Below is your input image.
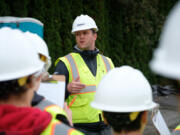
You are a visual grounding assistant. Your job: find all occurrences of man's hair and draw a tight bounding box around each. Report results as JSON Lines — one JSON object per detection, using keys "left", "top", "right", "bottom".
{"left": 103, "top": 111, "right": 144, "bottom": 133}
{"left": 0, "top": 76, "right": 32, "bottom": 101}
{"left": 91, "top": 29, "right": 97, "bottom": 34}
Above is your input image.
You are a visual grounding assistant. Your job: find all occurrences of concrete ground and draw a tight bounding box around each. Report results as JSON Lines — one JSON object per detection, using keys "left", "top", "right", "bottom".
{"left": 144, "top": 95, "right": 180, "bottom": 135}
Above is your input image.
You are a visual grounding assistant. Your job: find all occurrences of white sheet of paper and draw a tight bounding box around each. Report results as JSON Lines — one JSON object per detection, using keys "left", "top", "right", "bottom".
{"left": 37, "top": 81, "right": 65, "bottom": 108}
{"left": 152, "top": 110, "right": 171, "bottom": 135}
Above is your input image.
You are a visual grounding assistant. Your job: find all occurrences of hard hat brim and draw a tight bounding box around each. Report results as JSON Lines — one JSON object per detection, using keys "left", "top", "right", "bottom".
{"left": 91, "top": 101, "right": 158, "bottom": 112}
{"left": 150, "top": 59, "right": 180, "bottom": 80}
{"left": 0, "top": 61, "right": 44, "bottom": 82}
{"left": 71, "top": 26, "right": 98, "bottom": 34}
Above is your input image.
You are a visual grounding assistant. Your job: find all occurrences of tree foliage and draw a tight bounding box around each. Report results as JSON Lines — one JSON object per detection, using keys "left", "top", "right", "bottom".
{"left": 0, "top": 0, "right": 178, "bottom": 84}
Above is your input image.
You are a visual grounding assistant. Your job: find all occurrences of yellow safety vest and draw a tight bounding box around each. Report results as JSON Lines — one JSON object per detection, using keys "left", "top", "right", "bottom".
{"left": 35, "top": 99, "right": 68, "bottom": 118}
{"left": 173, "top": 125, "right": 180, "bottom": 135}
{"left": 41, "top": 116, "right": 84, "bottom": 135}
{"left": 36, "top": 99, "right": 84, "bottom": 135}
{"left": 55, "top": 52, "right": 114, "bottom": 123}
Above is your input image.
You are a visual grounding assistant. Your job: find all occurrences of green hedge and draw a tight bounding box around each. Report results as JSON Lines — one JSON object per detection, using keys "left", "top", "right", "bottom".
{"left": 0, "top": 0, "right": 178, "bottom": 85}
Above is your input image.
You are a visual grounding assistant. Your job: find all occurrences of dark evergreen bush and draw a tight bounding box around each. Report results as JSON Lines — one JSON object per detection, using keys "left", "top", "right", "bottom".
{"left": 0, "top": 0, "right": 178, "bottom": 85}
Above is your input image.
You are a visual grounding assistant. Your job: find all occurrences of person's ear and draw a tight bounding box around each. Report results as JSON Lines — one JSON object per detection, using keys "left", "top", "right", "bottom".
{"left": 94, "top": 33, "right": 97, "bottom": 40}
{"left": 36, "top": 75, "right": 42, "bottom": 83}
{"left": 25, "top": 76, "right": 34, "bottom": 89}
{"left": 33, "top": 75, "right": 42, "bottom": 91}
{"left": 25, "top": 75, "right": 42, "bottom": 90}
{"left": 140, "top": 111, "right": 148, "bottom": 133}
{"left": 102, "top": 112, "right": 109, "bottom": 125}
{"left": 141, "top": 111, "right": 148, "bottom": 124}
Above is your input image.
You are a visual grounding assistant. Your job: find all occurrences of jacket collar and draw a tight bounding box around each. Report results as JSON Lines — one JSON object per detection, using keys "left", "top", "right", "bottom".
{"left": 74, "top": 45, "right": 99, "bottom": 57}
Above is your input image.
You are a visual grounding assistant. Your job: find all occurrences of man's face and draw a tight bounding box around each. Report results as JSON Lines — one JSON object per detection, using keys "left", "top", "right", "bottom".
{"left": 75, "top": 29, "right": 97, "bottom": 50}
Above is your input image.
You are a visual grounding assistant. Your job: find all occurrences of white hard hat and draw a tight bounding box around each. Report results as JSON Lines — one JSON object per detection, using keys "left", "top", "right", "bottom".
{"left": 150, "top": 1, "right": 180, "bottom": 79}
{"left": 24, "top": 31, "right": 51, "bottom": 71}
{"left": 71, "top": 14, "right": 98, "bottom": 34}
{"left": 91, "top": 66, "right": 158, "bottom": 112}
{"left": 0, "top": 27, "right": 44, "bottom": 81}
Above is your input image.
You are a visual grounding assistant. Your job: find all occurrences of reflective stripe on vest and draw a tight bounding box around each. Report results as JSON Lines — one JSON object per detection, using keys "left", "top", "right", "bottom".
{"left": 173, "top": 130, "right": 180, "bottom": 135}
{"left": 173, "top": 125, "right": 180, "bottom": 135}
{"left": 35, "top": 99, "right": 54, "bottom": 110}
{"left": 41, "top": 119, "right": 84, "bottom": 135}
{"left": 100, "top": 55, "right": 111, "bottom": 72}
{"left": 65, "top": 54, "right": 78, "bottom": 80}
{"left": 65, "top": 54, "right": 111, "bottom": 94}
{"left": 35, "top": 99, "right": 67, "bottom": 118}
{"left": 53, "top": 124, "right": 75, "bottom": 135}
{"left": 52, "top": 122, "right": 70, "bottom": 135}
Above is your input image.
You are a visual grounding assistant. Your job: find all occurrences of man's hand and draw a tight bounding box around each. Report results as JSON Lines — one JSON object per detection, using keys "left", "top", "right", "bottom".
{"left": 67, "top": 76, "right": 86, "bottom": 93}
{"left": 63, "top": 102, "right": 73, "bottom": 127}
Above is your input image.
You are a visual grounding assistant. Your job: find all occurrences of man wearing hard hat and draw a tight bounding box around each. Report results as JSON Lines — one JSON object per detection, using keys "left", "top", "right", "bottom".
{"left": 150, "top": 1, "right": 180, "bottom": 135}
{"left": 54, "top": 14, "right": 114, "bottom": 134}
{"left": 0, "top": 27, "right": 83, "bottom": 135}
{"left": 91, "top": 66, "right": 158, "bottom": 135}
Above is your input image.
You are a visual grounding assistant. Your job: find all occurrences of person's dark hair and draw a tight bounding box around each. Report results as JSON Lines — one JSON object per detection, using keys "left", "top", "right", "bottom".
{"left": 0, "top": 76, "right": 32, "bottom": 101}
{"left": 103, "top": 111, "right": 144, "bottom": 133}
{"left": 91, "top": 29, "right": 97, "bottom": 34}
